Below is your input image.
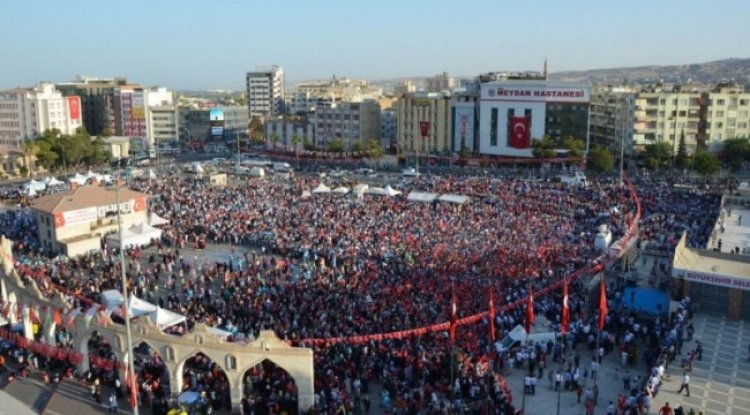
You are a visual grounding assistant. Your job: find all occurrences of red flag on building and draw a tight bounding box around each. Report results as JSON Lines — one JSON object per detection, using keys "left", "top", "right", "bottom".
{"left": 562, "top": 280, "right": 570, "bottom": 335}
{"left": 599, "top": 279, "right": 608, "bottom": 330}
{"left": 509, "top": 116, "right": 530, "bottom": 149}
{"left": 449, "top": 291, "right": 457, "bottom": 343}
{"left": 419, "top": 121, "right": 430, "bottom": 138}
{"left": 488, "top": 288, "right": 496, "bottom": 342}
{"left": 525, "top": 286, "right": 535, "bottom": 333}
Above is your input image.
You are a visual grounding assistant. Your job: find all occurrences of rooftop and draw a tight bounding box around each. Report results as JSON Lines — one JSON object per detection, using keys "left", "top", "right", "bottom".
{"left": 31, "top": 184, "right": 147, "bottom": 214}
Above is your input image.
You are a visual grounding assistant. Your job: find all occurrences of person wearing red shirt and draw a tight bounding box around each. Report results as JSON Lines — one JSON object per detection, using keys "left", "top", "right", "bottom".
{"left": 660, "top": 402, "right": 673, "bottom": 415}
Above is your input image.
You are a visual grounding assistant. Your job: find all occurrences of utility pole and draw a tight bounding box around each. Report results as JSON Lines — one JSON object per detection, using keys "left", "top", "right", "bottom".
{"left": 114, "top": 175, "right": 139, "bottom": 415}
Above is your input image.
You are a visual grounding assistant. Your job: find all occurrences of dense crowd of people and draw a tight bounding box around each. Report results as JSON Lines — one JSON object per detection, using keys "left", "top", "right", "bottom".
{"left": 0, "top": 170, "right": 726, "bottom": 414}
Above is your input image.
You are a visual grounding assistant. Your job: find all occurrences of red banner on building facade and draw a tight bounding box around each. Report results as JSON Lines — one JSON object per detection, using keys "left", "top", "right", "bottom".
{"left": 419, "top": 121, "right": 430, "bottom": 138}
{"left": 67, "top": 96, "right": 81, "bottom": 120}
{"left": 509, "top": 116, "right": 530, "bottom": 149}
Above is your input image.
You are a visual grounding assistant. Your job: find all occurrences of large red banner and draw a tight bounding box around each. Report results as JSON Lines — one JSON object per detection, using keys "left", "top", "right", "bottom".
{"left": 509, "top": 116, "right": 530, "bottom": 149}
{"left": 67, "top": 96, "right": 81, "bottom": 120}
{"left": 419, "top": 121, "right": 430, "bottom": 138}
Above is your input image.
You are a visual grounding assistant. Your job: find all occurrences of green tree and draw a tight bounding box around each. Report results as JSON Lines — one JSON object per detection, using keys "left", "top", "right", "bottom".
{"left": 562, "top": 136, "right": 585, "bottom": 160}
{"left": 364, "top": 139, "right": 384, "bottom": 159}
{"left": 351, "top": 140, "right": 365, "bottom": 152}
{"left": 587, "top": 146, "right": 615, "bottom": 174}
{"left": 328, "top": 138, "right": 344, "bottom": 153}
{"left": 692, "top": 151, "right": 720, "bottom": 177}
{"left": 643, "top": 141, "right": 673, "bottom": 170}
{"left": 675, "top": 130, "right": 689, "bottom": 168}
{"left": 248, "top": 116, "right": 264, "bottom": 144}
{"left": 303, "top": 140, "right": 316, "bottom": 151}
{"left": 531, "top": 135, "right": 557, "bottom": 159}
{"left": 721, "top": 136, "right": 750, "bottom": 171}
{"left": 99, "top": 127, "right": 114, "bottom": 138}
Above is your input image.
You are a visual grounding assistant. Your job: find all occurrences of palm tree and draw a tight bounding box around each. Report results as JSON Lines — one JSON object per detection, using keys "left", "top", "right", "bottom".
{"left": 291, "top": 134, "right": 301, "bottom": 167}
{"left": 22, "top": 139, "right": 39, "bottom": 178}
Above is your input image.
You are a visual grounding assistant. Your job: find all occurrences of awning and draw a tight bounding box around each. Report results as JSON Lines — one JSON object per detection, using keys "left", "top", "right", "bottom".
{"left": 438, "top": 194, "right": 470, "bottom": 204}
{"left": 148, "top": 307, "right": 187, "bottom": 330}
{"left": 332, "top": 186, "right": 350, "bottom": 194}
{"left": 407, "top": 191, "right": 438, "bottom": 203}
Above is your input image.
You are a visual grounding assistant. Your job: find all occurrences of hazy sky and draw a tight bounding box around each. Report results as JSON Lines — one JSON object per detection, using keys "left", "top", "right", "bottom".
{"left": 3, "top": 0, "right": 749, "bottom": 90}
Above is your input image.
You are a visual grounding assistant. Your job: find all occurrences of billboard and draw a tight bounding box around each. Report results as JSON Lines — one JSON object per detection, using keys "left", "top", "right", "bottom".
{"left": 209, "top": 108, "right": 225, "bottom": 137}
{"left": 453, "top": 106, "right": 475, "bottom": 151}
{"left": 482, "top": 82, "right": 590, "bottom": 103}
{"left": 54, "top": 207, "right": 98, "bottom": 228}
{"left": 67, "top": 96, "right": 81, "bottom": 120}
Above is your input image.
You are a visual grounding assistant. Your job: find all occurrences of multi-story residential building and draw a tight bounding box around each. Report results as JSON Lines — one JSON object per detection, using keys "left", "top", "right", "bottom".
{"left": 478, "top": 74, "right": 590, "bottom": 157}
{"left": 56, "top": 76, "right": 127, "bottom": 136}
{"left": 705, "top": 82, "right": 750, "bottom": 150}
{"left": 0, "top": 83, "right": 83, "bottom": 147}
{"left": 394, "top": 81, "right": 416, "bottom": 97}
{"left": 632, "top": 83, "right": 705, "bottom": 155}
{"left": 294, "top": 76, "right": 382, "bottom": 105}
{"left": 396, "top": 92, "right": 452, "bottom": 155}
{"left": 312, "top": 100, "right": 381, "bottom": 150}
{"left": 589, "top": 86, "right": 637, "bottom": 158}
{"left": 178, "top": 106, "right": 248, "bottom": 143}
{"left": 147, "top": 105, "right": 179, "bottom": 145}
{"left": 425, "top": 72, "right": 455, "bottom": 93}
{"left": 246, "top": 65, "right": 284, "bottom": 119}
{"left": 265, "top": 117, "right": 315, "bottom": 150}
{"left": 113, "top": 85, "right": 147, "bottom": 138}
{"left": 380, "top": 109, "right": 397, "bottom": 151}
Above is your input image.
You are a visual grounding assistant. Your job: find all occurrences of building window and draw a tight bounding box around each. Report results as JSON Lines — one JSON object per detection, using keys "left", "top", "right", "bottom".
{"left": 490, "top": 108, "right": 498, "bottom": 146}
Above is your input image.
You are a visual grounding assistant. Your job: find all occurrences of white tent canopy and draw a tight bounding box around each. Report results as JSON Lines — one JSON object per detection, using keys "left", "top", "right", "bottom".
{"left": 365, "top": 187, "right": 386, "bottom": 195}
{"left": 148, "top": 212, "right": 169, "bottom": 226}
{"left": 147, "top": 169, "right": 157, "bottom": 179}
{"left": 312, "top": 183, "right": 331, "bottom": 194}
{"left": 100, "top": 289, "right": 125, "bottom": 309}
{"left": 47, "top": 177, "right": 65, "bottom": 187}
{"left": 24, "top": 179, "right": 46, "bottom": 191}
{"left": 384, "top": 185, "right": 401, "bottom": 196}
{"left": 127, "top": 295, "right": 158, "bottom": 317}
{"left": 332, "top": 186, "right": 350, "bottom": 194}
{"left": 407, "top": 191, "right": 438, "bottom": 203}
{"left": 106, "top": 223, "right": 162, "bottom": 249}
{"left": 24, "top": 187, "right": 37, "bottom": 197}
{"left": 69, "top": 173, "right": 87, "bottom": 185}
{"left": 206, "top": 326, "right": 232, "bottom": 341}
{"left": 85, "top": 170, "right": 98, "bottom": 179}
{"left": 352, "top": 184, "right": 369, "bottom": 194}
{"left": 148, "top": 307, "right": 187, "bottom": 329}
{"left": 438, "top": 194, "right": 470, "bottom": 204}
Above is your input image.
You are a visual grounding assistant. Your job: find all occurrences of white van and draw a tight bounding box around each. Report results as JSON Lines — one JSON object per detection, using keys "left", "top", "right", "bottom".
{"left": 494, "top": 324, "right": 559, "bottom": 354}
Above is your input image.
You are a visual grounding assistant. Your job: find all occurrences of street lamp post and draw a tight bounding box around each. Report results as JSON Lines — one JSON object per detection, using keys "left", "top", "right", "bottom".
{"left": 115, "top": 179, "right": 139, "bottom": 415}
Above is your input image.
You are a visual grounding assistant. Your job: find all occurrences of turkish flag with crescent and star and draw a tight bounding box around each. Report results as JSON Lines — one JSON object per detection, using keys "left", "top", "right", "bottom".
{"left": 419, "top": 121, "right": 430, "bottom": 138}
{"left": 509, "top": 116, "right": 530, "bottom": 149}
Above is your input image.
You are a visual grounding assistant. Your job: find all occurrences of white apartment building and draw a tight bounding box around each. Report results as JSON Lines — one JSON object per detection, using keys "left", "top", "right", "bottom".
{"left": 396, "top": 92, "right": 453, "bottom": 154}
{"left": 0, "top": 83, "right": 83, "bottom": 147}
{"left": 705, "top": 82, "right": 750, "bottom": 151}
{"left": 147, "top": 105, "right": 179, "bottom": 145}
{"left": 246, "top": 65, "right": 285, "bottom": 119}
{"left": 633, "top": 84, "right": 704, "bottom": 155}
{"left": 265, "top": 117, "right": 315, "bottom": 150}
{"left": 312, "top": 100, "right": 381, "bottom": 150}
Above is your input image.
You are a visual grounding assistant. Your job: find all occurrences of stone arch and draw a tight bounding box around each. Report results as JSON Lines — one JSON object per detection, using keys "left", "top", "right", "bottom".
{"left": 75, "top": 326, "right": 122, "bottom": 375}
{"left": 124, "top": 339, "right": 172, "bottom": 399}
{"left": 238, "top": 357, "right": 299, "bottom": 415}
{"left": 7, "top": 290, "right": 18, "bottom": 324}
{"left": 177, "top": 349, "right": 232, "bottom": 411}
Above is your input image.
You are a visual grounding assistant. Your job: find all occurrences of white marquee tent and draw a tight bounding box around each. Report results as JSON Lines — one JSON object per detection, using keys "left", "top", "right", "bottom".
{"left": 407, "top": 191, "right": 438, "bottom": 203}
{"left": 352, "top": 184, "right": 369, "bottom": 194}
{"left": 148, "top": 307, "right": 187, "bottom": 330}
{"left": 47, "top": 177, "right": 65, "bottom": 187}
{"left": 384, "top": 185, "right": 401, "bottom": 196}
{"left": 312, "top": 183, "right": 331, "bottom": 194}
{"left": 148, "top": 212, "right": 169, "bottom": 227}
{"left": 106, "top": 222, "right": 162, "bottom": 249}
{"left": 438, "top": 194, "right": 470, "bottom": 204}
{"left": 24, "top": 180, "right": 46, "bottom": 192}
{"left": 332, "top": 186, "right": 350, "bottom": 194}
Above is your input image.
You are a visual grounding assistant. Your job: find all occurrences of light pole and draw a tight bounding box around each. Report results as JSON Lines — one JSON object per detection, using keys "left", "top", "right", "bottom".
{"left": 114, "top": 177, "right": 139, "bottom": 415}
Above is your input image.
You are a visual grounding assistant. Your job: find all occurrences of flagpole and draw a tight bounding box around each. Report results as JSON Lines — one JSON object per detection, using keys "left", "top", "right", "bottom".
{"left": 556, "top": 329, "right": 563, "bottom": 415}
{"left": 449, "top": 280, "right": 455, "bottom": 403}
{"left": 522, "top": 284, "right": 532, "bottom": 415}
{"left": 116, "top": 173, "right": 139, "bottom": 415}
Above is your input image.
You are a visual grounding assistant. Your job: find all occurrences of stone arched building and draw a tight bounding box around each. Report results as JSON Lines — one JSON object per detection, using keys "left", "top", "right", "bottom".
{"left": 0, "top": 236, "right": 314, "bottom": 412}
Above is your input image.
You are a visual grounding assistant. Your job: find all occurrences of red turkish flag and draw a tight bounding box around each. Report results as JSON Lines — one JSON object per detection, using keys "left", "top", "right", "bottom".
{"left": 419, "top": 121, "right": 430, "bottom": 138}
{"left": 599, "top": 279, "right": 608, "bottom": 330}
{"left": 561, "top": 280, "right": 570, "bottom": 335}
{"left": 525, "top": 286, "right": 535, "bottom": 334}
{"left": 509, "top": 116, "right": 530, "bottom": 149}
